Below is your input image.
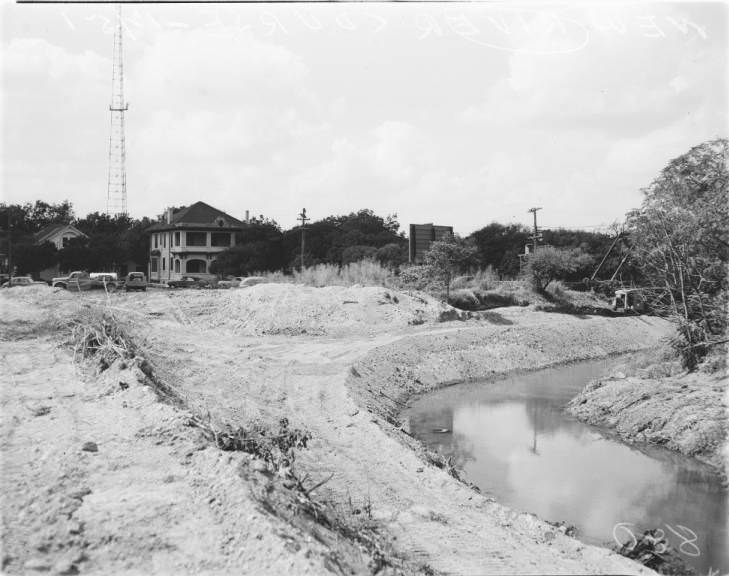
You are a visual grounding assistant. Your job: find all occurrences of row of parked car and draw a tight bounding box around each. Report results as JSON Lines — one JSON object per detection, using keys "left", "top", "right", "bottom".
{"left": 1, "top": 272, "right": 267, "bottom": 292}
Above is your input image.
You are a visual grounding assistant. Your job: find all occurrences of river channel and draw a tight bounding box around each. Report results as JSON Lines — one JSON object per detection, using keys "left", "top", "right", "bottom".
{"left": 405, "top": 357, "right": 728, "bottom": 575}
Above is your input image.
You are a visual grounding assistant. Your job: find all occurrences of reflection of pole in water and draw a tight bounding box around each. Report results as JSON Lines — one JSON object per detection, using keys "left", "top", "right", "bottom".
{"left": 530, "top": 403, "right": 540, "bottom": 455}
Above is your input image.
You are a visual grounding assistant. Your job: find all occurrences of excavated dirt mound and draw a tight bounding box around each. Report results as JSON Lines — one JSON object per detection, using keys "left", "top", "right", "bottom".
{"left": 199, "top": 284, "right": 466, "bottom": 336}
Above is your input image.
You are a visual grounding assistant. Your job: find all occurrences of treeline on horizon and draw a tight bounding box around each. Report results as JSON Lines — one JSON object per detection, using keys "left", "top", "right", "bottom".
{"left": 0, "top": 201, "right": 634, "bottom": 284}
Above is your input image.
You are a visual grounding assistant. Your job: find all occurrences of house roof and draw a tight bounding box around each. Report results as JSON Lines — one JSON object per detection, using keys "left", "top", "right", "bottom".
{"left": 146, "top": 201, "right": 244, "bottom": 232}
{"left": 34, "top": 223, "right": 87, "bottom": 245}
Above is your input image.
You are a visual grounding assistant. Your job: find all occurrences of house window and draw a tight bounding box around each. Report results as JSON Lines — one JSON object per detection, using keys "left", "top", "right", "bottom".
{"left": 154, "top": 234, "right": 158, "bottom": 248}
{"left": 186, "top": 232, "right": 207, "bottom": 246}
{"left": 186, "top": 259, "right": 206, "bottom": 274}
{"left": 162, "top": 258, "right": 166, "bottom": 271}
{"left": 151, "top": 258, "right": 159, "bottom": 273}
{"left": 175, "top": 232, "right": 180, "bottom": 246}
{"left": 163, "top": 234, "right": 167, "bottom": 248}
{"left": 174, "top": 260, "right": 180, "bottom": 273}
{"left": 211, "top": 232, "right": 230, "bottom": 247}
{"left": 62, "top": 236, "right": 70, "bottom": 248}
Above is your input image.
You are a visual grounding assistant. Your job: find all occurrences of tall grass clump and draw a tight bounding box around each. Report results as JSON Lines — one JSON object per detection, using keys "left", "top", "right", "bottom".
{"left": 263, "top": 260, "right": 394, "bottom": 288}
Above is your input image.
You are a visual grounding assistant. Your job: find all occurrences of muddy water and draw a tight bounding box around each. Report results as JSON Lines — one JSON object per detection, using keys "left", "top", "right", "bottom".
{"left": 405, "top": 358, "right": 728, "bottom": 575}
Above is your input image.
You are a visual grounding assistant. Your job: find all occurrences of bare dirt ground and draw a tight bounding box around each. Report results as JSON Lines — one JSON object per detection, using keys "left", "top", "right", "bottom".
{"left": 1, "top": 284, "right": 673, "bottom": 575}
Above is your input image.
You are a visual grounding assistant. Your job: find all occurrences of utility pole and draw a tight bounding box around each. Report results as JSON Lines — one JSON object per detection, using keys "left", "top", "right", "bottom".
{"left": 6, "top": 209, "right": 12, "bottom": 288}
{"left": 527, "top": 207, "right": 542, "bottom": 254}
{"left": 297, "top": 208, "right": 309, "bottom": 271}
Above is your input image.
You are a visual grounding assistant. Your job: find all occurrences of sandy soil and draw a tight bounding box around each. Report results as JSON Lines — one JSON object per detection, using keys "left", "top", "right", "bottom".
{"left": 567, "top": 366, "right": 729, "bottom": 479}
{"left": 1, "top": 284, "right": 673, "bottom": 575}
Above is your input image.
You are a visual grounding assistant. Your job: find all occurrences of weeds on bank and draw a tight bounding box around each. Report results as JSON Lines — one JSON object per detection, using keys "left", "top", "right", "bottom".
{"left": 188, "top": 415, "right": 310, "bottom": 469}
{"left": 615, "top": 529, "right": 697, "bottom": 575}
{"left": 425, "top": 451, "right": 461, "bottom": 480}
{"left": 69, "top": 309, "right": 136, "bottom": 366}
{"left": 68, "top": 307, "right": 405, "bottom": 575}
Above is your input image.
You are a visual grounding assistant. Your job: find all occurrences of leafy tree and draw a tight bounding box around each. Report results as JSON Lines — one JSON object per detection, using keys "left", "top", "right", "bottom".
{"left": 0, "top": 200, "right": 74, "bottom": 236}
{"left": 627, "top": 138, "right": 728, "bottom": 369}
{"left": 12, "top": 242, "right": 57, "bottom": 277}
{"left": 468, "top": 223, "right": 529, "bottom": 278}
{"left": 423, "top": 235, "right": 477, "bottom": 300}
{"left": 1, "top": 201, "right": 75, "bottom": 277}
{"left": 525, "top": 246, "right": 592, "bottom": 292}
{"left": 211, "top": 219, "right": 285, "bottom": 276}
{"left": 285, "top": 209, "right": 406, "bottom": 266}
{"left": 376, "top": 242, "right": 409, "bottom": 269}
{"left": 56, "top": 236, "right": 91, "bottom": 272}
{"left": 341, "top": 245, "right": 377, "bottom": 264}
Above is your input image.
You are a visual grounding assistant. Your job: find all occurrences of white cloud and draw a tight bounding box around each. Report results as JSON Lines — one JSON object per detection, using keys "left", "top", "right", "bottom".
{"left": 2, "top": 2, "right": 726, "bottom": 236}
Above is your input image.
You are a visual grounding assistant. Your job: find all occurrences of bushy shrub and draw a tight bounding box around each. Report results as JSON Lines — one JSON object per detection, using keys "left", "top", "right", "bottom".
{"left": 341, "top": 245, "right": 378, "bottom": 265}
{"left": 397, "top": 264, "right": 442, "bottom": 293}
{"left": 376, "top": 243, "right": 408, "bottom": 269}
{"left": 546, "top": 280, "right": 567, "bottom": 300}
{"left": 447, "top": 289, "right": 481, "bottom": 310}
{"left": 524, "top": 247, "right": 592, "bottom": 292}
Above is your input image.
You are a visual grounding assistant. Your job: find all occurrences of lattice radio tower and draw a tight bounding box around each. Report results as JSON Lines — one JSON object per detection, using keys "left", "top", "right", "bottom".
{"left": 106, "top": 5, "right": 129, "bottom": 216}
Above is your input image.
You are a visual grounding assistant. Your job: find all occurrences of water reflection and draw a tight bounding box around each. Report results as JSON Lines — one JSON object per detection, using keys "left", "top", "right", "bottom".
{"left": 406, "top": 359, "right": 728, "bottom": 575}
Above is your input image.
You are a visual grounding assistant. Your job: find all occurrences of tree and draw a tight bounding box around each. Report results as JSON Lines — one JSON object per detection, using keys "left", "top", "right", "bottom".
{"left": 627, "top": 138, "right": 728, "bottom": 369}
{"left": 468, "top": 222, "right": 529, "bottom": 278}
{"left": 341, "top": 245, "right": 377, "bottom": 264}
{"left": 423, "top": 235, "right": 477, "bottom": 300}
{"left": 376, "top": 243, "right": 408, "bottom": 269}
{"left": 284, "top": 209, "right": 406, "bottom": 266}
{"left": 525, "top": 246, "right": 592, "bottom": 292}
{"left": 12, "top": 242, "right": 57, "bottom": 277}
{"left": 211, "top": 219, "right": 285, "bottom": 276}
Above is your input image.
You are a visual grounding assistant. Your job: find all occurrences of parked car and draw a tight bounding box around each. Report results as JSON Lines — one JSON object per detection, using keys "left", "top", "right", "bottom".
{"left": 51, "top": 270, "right": 86, "bottom": 289}
{"left": 167, "top": 276, "right": 210, "bottom": 289}
{"left": 217, "top": 276, "right": 245, "bottom": 289}
{"left": 1, "top": 276, "right": 46, "bottom": 288}
{"left": 239, "top": 276, "right": 267, "bottom": 288}
{"left": 51, "top": 271, "right": 119, "bottom": 291}
{"left": 124, "top": 272, "right": 147, "bottom": 292}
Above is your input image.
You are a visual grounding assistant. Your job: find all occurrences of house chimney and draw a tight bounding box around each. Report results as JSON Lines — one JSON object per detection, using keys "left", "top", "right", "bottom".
{"left": 245, "top": 210, "right": 250, "bottom": 223}
{"left": 167, "top": 207, "right": 174, "bottom": 224}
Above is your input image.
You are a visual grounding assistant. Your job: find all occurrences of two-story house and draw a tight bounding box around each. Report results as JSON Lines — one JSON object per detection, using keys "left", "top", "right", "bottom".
{"left": 146, "top": 201, "right": 244, "bottom": 283}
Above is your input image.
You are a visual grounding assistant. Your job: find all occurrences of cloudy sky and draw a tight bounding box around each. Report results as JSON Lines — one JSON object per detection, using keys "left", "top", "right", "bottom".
{"left": 2, "top": 1, "right": 727, "bottom": 235}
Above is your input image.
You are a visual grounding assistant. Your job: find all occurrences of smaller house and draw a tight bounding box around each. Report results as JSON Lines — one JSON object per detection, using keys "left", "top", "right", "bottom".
{"left": 146, "top": 202, "right": 244, "bottom": 283}
{"left": 35, "top": 223, "right": 87, "bottom": 250}
{"left": 35, "top": 223, "right": 88, "bottom": 281}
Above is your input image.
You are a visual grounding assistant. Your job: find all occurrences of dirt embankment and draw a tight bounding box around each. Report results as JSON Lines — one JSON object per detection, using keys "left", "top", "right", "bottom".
{"left": 347, "top": 310, "right": 672, "bottom": 428}
{"left": 567, "top": 362, "right": 729, "bottom": 478}
{"left": 2, "top": 285, "right": 672, "bottom": 576}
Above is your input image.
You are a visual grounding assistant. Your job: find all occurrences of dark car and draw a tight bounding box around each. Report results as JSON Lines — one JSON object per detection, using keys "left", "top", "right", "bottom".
{"left": 1, "top": 276, "right": 46, "bottom": 288}
{"left": 167, "top": 276, "right": 210, "bottom": 289}
{"left": 125, "top": 272, "right": 147, "bottom": 292}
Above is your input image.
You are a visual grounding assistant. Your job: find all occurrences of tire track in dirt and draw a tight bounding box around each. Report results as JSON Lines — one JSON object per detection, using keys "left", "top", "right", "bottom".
{"left": 133, "top": 296, "right": 668, "bottom": 576}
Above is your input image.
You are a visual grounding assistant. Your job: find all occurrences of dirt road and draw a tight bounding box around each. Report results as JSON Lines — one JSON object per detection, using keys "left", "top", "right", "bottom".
{"left": 2, "top": 285, "right": 671, "bottom": 575}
